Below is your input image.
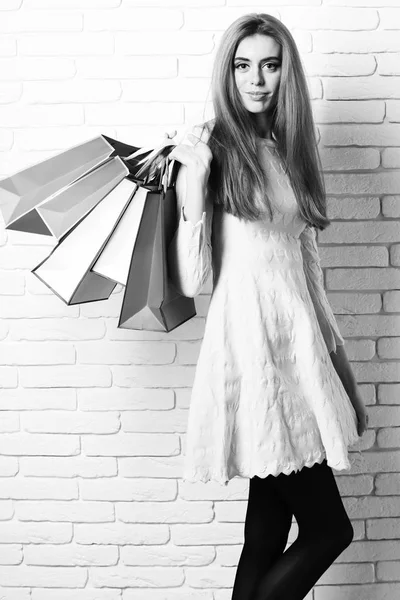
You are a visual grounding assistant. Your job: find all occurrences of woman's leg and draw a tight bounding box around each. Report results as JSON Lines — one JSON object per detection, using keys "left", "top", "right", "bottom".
{"left": 251, "top": 458, "right": 354, "bottom": 600}
{"left": 231, "top": 472, "right": 293, "bottom": 600}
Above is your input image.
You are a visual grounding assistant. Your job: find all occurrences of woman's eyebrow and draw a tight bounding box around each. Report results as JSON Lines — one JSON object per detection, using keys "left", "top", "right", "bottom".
{"left": 234, "top": 56, "right": 280, "bottom": 61}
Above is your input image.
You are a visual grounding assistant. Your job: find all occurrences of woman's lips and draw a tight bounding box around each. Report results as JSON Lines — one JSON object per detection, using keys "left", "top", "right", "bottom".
{"left": 247, "top": 92, "right": 269, "bottom": 101}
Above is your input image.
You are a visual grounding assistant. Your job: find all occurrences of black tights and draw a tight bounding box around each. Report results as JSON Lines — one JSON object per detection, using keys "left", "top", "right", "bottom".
{"left": 231, "top": 459, "right": 354, "bottom": 600}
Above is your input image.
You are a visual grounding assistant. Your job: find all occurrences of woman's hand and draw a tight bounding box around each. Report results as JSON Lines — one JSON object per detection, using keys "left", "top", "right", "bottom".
{"left": 349, "top": 386, "right": 369, "bottom": 436}
{"left": 163, "top": 129, "right": 213, "bottom": 178}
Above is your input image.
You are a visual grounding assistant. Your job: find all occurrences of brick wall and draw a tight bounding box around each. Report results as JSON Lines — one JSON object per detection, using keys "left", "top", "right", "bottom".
{"left": 0, "top": 1, "right": 399, "bottom": 599}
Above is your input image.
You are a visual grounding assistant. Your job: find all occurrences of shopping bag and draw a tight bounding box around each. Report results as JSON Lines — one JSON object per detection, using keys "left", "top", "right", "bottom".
{"left": 0, "top": 134, "right": 153, "bottom": 237}
{"left": 32, "top": 177, "right": 138, "bottom": 304}
{"left": 0, "top": 136, "right": 117, "bottom": 235}
{"left": 118, "top": 156, "right": 197, "bottom": 332}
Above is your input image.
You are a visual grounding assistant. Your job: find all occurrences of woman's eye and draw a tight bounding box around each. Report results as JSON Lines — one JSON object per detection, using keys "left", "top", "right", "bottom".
{"left": 235, "top": 63, "right": 278, "bottom": 71}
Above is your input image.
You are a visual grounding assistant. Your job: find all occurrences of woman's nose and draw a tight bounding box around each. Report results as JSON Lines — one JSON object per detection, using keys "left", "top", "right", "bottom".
{"left": 250, "top": 68, "right": 264, "bottom": 85}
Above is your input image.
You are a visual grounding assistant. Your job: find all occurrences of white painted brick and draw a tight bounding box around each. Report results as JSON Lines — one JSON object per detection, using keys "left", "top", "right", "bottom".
{"left": 281, "top": 7, "right": 379, "bottom": 30}
{"left": 383, "top": 290, "right": 400, "bottom": 312}
{"left": 24, "top": 543, "right": 118, "bottom": 566}
{"left": 0, "top": 480, "right": 77, "bottom": 501}
{"left": 122, "top": 78, "right": 211, "bottom": 103}
{"left": 32, "top": 590, "right": 121, "bottom": 600}
{"left": 0, "top": 592, "right": 31, "bottom": 600}
{"left": 116, "top": 31, "right": 214, "bottom": 55}
{"left": 112, "top": 364, "right": 198, "bottom": 387}
{"left": 378, "top": 338, "right": 400, "bottom": 359}
{"left": 82, "top": 432, "right": 179, "bottom": 458}
{"left": 0, "top": 0, "right": 22, "bottom": 8}
{"left": 326, "top": 196, "right": 380, "bottom": 219}
{"left": 377, "top": 53, "right": 400, "bottom": 76}
{"left": 116, "top": 501, "right": 212, "bottom": 524}
{"left": 0, "top": 295, "right": 79, "bottom": 319}
{"left": 0, "top": 368, "right": 18, "bottom": 388}
{"left": 0, "top": 11, "right": 82, "bottom": 32}
{"left": 120, "top": 540, "right": 215, "bottom": 565}
{"left": 0, "top": 343, "right": 75, "bottom": 365}
{"left": 312, "top": 100, "right": 384, "bottom": 124}
{"left": 16, "top": 498, "right": 113, "bottom": 524}
{"left": 79, "top": 479, "right": 175, "bottom": 502}
{"left": 14, "top": 126, "right": 117, "bottom": 151}
{"left": 0, "top": 271, "right": 22, "bottom": 294}
{"left": 382, "top": 195, "right": 400, "bottom": 217}
{"left": 0, "top": 388, "right": 75, "bottom": 410}
{"left": 84, "top": 102, "right": 183, "bottom": 125}
{"left": 0, "top": 500, "right": 15, "bottom": 521}
{"left": 7, "top": 317, "right": 106, "bottom": 343}
{"left": 179, "top": 54, "right": 215, "bottom": 78}
{"left": 22, "top": 411, "right": 120, "bottom": 434}
{"left": 121, "top": 409, "right": 187, "bottom": 433}
{"left": 0, "top": 37, "right": 16, "bottom": 56}
{"left": 386, "top": 100, "right": 400, "bottom": 123}
{"left": 0, "top": 58, "right": 75, "bottom": 80}
{"left": 324, "top": 172, "right": 400, "bottom": 195}
{"left": 326, "top": 0, "right": 400, "bottom": 5}
{"left": 320, "top": 124, "right": 400, "bottom": 146}
{"left": 0, "top": 83, "right": 21, "bottom": 103}
{"left": 377, "top": 560, "right": 400, "bottom": 581}
{"left": 0, "top": 129, "right": 13, "bottom": 150}
{"left": 118, "top": 456, "right": 183, "bottom": 480}
{"left": 76, "top": 340, "right": 175, "bottom": 365}
{"left": 0, "top": 566, "right": 86, "bottom": 588}
{"left": 303, "top": 53, "right": 376, "bottom": 77}
{"left": 324, "top": 76, "right": 400, "bottom": 100}
{"left": 328, "top": 292, "right": 381, "bottom": 314}
{"left": 75, "top": 523, "right": 170, "bottom": 546}
{"left": 19, "top": 457, "right": 117, "bottom": 478}
{"left": 183, "top": 7, "right": 279, "bottom": 30}
{"left": 376, "top": 473, "right": 400, "bottom": 494}
{"left": 85, "top": 8, "right": 183, "bottom": 31}
{"left": 23, "top": 80, "right": 121, "bottom": 104}
{"left": 19, "top": 33, "right": 114, "bottom": 56}
{"left": 313, "top": 30, "right": 400, "bottom": 53}
{"left": 19, "top": 366, "right": 112, "bottom": 388}
{"left": 377, "top": 428, "right": 400, "bottom": 448}
{"left": 0, "top": 433, "right": 79, "bottom": 456}
{"left": 0, "top": 544, "right": 23, "bottom": 564}
{"left": 25, "top": 0, "right": 120, "bottom": 6}
{"left": 78, "top": 388, "right": 173, "bottom": 412}
{"left": 382, "top": 149, "right": 400, "bottom": 168}
{"left": 379, "top": 8, "right": 400, "bottom": 29}
{"left": 379, "top": 384, "right": 400, "bottom": 404}
{"left": 90, "top": 564, "right": 183, "bottom": 588}
{"left": 366, "top": 516, "right": 400, "bottom": 540}
{"left": 0, "top": 521, "right": 72, "bottom": 548}
{"left": 0, "top": 413, "right": 19, "bottom": 433}
{"left": 320, "top": 246, "right": 387, "bottom": 267}
{"left": 320, "top": 148, "right": 380, "bottom": 170}
{"left": 0, "top": 104, "right": 83, "bottom": 127}
{"left": 343, "top": 494, "right": 400, "bottom": 519}
{"left": 390, "top": 244, "right": 400, "bottom": 266}
{"left": 0, "top": 458, "right": 18, "bottom": 478}
{"left": 76, "top": 56, "right": 177, "bottom": 79}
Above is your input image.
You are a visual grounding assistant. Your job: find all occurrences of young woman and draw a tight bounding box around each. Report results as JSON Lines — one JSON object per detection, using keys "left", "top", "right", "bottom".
{"left": 166, "top": 12, "right": 369, "bottom": 600}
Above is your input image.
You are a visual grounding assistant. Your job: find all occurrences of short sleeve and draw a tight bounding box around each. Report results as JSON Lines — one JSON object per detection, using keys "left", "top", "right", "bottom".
{"left": 167, "top": 123, "right": 213, "bottom": 298}
{"left": 299, "top": 224, "right": 345, "bottom": 354}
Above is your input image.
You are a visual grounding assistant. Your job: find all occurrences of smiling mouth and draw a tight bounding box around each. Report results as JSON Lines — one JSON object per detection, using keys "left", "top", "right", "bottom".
{"left": 247, "top": 92, "right": 269, "bottom": 97}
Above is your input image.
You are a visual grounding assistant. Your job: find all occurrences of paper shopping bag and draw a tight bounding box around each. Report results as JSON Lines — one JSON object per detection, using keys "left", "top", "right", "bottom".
{"left": 0, "top": 136, "right": 117, "bottom": 235}
{"left": 32, "top": 177, "right": 137, "bottom": 305}
{"left": 91, "top": 184, "right": 148, "bottom": 286}
{"left": 118, "top": 158, "right": 196, "bottom": 332}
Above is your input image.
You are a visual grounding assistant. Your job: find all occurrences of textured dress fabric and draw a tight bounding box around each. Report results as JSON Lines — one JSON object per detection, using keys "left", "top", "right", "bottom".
{"left": 167, "top": 122, "right": 361, "bottom": 487}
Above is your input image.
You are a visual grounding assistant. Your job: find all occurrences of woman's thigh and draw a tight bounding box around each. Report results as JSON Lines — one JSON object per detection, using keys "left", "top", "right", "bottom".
{"left": 245, "top": 472, "right": 293, "bottom": 558}
{"left": 268, "top": 458, "right": 353, "bottom": 541}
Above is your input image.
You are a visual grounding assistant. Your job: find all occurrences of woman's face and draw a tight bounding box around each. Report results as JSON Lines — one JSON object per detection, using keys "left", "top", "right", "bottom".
{"left": 233, "top": 34, "right": 282, "bottom": 115}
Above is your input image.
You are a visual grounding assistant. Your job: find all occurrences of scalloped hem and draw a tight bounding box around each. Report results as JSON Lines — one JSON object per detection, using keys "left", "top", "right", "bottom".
{"left": 183, "top": 451, "right": 333, "bottom": 487}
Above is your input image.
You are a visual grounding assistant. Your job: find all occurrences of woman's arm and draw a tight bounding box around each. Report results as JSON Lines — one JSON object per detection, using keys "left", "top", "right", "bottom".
{"left": 299, "top": 224, "right": 345, "bottom": 354}
{"left": 167, "top": 125, "right": 214, "bottom": 298}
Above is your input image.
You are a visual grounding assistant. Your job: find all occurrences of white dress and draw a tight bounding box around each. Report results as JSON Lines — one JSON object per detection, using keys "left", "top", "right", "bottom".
{"left": 167, "top": 121, "right": 361, "bottom": 486}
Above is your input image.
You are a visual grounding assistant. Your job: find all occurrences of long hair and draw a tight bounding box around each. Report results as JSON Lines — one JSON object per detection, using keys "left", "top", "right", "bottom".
{"left": 202, "top": 12, "right": 329, "bottom": 230}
